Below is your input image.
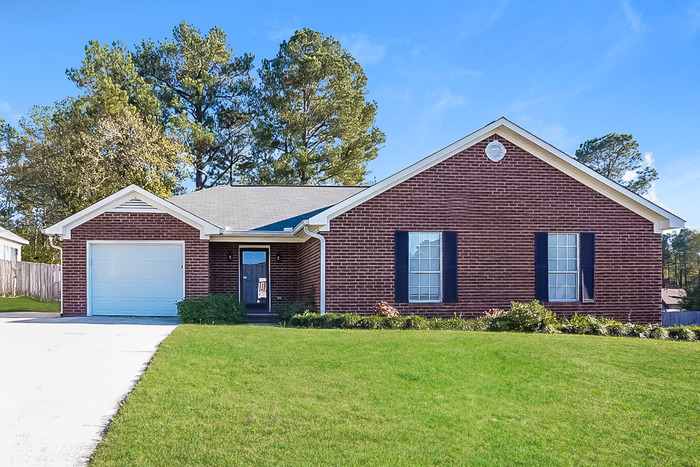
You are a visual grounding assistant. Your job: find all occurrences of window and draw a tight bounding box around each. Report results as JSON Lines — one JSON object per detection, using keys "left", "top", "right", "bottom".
{"left": 548, "top": 233, "right": 578, "bottom": 301}
{"left": 9, "top": 247, "right": 18, "bottom": 262}
{"left": 408, "top": 232, "right": 441, "bottom": 302}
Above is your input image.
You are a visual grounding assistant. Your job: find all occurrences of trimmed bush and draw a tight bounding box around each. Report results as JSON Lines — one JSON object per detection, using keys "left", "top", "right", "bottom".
{"left": 561, "top": 314, "right": 624, "bottom": 336}
{"left": 690, "top": 326, "right": 700, "bottom": 340}
{"left": 383, "top": 316, "right": 409, "bottom": 329}
{"left": 358, "top": 315, "right": 386, "bottom": 329}
{"left": 177, "top": 294, "right": 247, "bottom": 325}
{"left": 283, "top": 303, "right": 699, "bottom": 344}
{"left": 405, "top": 315, "right": 429, "bottom": 330}
{"left": 277, "top": 297, "right": 317, "bottom": 324}
{"left": 648, "top": 325, "right": 668, "bottom": 340}
{"left": 607, "top": 322, "right": 630, "bottom": 337}
{"left": 339, "top": 313, "right": 363, "bottom": 328}
{"left": 490, "top": 301, "right": 559, "bottom": 333}
{"left": 666, "top": 326, "right": 697, "bottom": 341}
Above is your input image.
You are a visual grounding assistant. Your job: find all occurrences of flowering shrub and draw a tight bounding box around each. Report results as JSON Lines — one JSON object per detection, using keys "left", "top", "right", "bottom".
{"left": 489, "top": 301, "right": 559, "bottom": 333}
{"left": 374, "top": 301, "right": 399, "bottom": 317}
{"left": 484, "top": 308, "right": 504, "bottom": 317}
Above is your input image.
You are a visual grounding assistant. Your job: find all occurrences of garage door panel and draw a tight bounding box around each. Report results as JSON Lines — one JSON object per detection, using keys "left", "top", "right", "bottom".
{"left": 90, "top": 243, "right": 184, "bottom": 317}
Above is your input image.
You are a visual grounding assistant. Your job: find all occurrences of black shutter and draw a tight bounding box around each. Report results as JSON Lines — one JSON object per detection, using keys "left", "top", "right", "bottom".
{"left": 581, "top": 233, "right": 595, "bottom": 302}
{"left": 394, "top": 231, "right": 409, "bottom": 303}
{"left": 442, "top": 231, "right": 458, "bottom": 302}
{"left": 534, "top": 232, "right": 549, "bottom": 302}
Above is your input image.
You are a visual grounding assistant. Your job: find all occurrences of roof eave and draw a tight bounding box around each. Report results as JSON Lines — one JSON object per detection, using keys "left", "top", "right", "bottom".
{"left": 308, "top": 117, "right": 685, "bottom": 232}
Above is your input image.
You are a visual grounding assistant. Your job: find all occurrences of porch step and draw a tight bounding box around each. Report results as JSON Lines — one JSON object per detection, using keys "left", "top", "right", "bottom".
{"left": 247, "top": 313, "right": 278, "bottom": 324}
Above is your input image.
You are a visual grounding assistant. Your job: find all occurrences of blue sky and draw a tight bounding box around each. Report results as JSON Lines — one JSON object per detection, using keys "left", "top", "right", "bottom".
{"left": 1, "top": 0, "right": 699, "bottom": 228}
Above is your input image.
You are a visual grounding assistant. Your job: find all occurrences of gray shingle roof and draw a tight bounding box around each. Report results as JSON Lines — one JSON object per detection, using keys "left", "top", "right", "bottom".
{"left": 168, "top": 185, "right": 367, "bottom": 231}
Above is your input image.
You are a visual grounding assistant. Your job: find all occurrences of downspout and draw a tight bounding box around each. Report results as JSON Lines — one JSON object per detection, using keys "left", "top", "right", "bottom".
{"left": 302, "top": 221, "right": 326, "bottom": 315}
{"left": 48, "top": 235, "right": 63, "bottom": 316}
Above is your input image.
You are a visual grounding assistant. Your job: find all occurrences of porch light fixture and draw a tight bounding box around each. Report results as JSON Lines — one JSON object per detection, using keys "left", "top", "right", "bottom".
{"left": 276, "top": 252, "right": 282, "bottom": 263}
{"left": 227, "top": 252, "right": 234, "bottom": 262}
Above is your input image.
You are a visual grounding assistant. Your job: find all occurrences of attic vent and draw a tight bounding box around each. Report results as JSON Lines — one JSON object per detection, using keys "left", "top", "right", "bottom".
{"left": 485, "top": 140, "right": 507, "bottom": 162}
{"left": 111, "top": 197, "right": 158, "bottom": 211}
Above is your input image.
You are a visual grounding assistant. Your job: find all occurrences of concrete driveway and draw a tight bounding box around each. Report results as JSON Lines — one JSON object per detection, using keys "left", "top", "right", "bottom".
{"left": 0, "top": 313, "right": 178, "bottom": 466}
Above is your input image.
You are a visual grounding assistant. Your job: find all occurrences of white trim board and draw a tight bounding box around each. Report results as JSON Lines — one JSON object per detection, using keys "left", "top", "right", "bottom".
{"left": 43, "top": 185, "right": 221, "bottom": 240}
{"left": 308, "top": 117, "right": 685, "bottom": 233}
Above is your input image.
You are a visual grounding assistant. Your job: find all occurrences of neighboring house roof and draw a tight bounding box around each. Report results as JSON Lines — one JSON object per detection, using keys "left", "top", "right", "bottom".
{"left": 169, "top": 186, "right": 367, "bottom": 232}
{"left": 309, "top": 117, "right": 685, "bottom": 233}
{"left": 0, "top": 226, "right": 29, "bottom": 245}
{"left": 662, "top": 288, "right": 687, "bottom": 307}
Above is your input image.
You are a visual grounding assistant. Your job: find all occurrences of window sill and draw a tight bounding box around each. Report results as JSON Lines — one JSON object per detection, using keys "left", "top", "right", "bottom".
{"left": 408, "top": 300, "right": 442, "bottom": 304}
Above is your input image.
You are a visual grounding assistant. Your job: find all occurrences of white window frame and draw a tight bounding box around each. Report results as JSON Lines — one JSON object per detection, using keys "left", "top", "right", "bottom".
{"left": 408, "top": 231, "right": 442, "bottom": 303}
{"left": 547, "top": 232, "right": 579, "bottom": 302}
{"left": 9, "top": 247, "right": 18, "bottom": 262}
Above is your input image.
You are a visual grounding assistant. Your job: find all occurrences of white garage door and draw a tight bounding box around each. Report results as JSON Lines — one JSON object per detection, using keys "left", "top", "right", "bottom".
{"left": 89, "top": 242, "right": 184, "bottom": 316}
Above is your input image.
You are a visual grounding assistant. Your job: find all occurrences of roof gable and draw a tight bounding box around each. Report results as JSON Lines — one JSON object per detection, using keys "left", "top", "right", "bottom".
{"left": 43, "top": 185, "right": 220, "bottom": 240}
{"left": 0, "top": 226, "right": 29, "bottom": 245}
{"left": 308, "top": 118, "right": 685, "bottom": 233}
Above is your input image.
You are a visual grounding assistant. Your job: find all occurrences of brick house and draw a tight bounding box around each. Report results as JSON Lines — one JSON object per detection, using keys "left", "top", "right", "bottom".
{"left": 44, "top": 118, "right": 684, "bottom": 323}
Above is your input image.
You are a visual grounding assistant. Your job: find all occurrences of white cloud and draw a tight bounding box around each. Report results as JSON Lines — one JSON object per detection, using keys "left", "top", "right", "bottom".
{"left": 642, "top": 181, "right": 661, "bottom": 205}
{"left": 343, "top": 34, "right": 386, "bottom": 65}
{"left": 688, "top": 4, "right": 700, "bottom": 37}
{"left": 621, "top": 0, "right": 643, "bottom": 33}
{"left": 0, "top": 101, "right": 11, "bottom": 113}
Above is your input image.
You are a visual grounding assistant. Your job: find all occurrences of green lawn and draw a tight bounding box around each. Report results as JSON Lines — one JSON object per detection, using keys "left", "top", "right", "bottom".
{"left": 91, "top": 326, "right": 700, "bottom": 466}
{"left": 0, "top": 296, "right": 60, "bottom": 313}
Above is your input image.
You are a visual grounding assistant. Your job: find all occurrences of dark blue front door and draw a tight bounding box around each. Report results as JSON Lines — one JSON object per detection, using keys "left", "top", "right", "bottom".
{"left": 241, "top": 250, "right": 268, "bottom": 310}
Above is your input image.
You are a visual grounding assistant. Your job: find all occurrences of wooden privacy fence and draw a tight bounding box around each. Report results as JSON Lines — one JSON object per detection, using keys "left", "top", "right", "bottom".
{"left": 662, "top": 311, "right": 700, "bottom": 327}
{"left": 0, "top": 259, "right": 61, "bottom": 302}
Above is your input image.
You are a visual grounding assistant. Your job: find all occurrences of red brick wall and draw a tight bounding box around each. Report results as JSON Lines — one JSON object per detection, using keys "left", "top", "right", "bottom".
{"left": 322, "top": 134, "right": 663, "bottom": 323}
{"left": 209, "top": 242, "right": 300, "bottom": 313}
{"left": 298, "top": 238, "right": 321, "bottom": 304}
{"left": 62, "top": 212, "right": 209, "bottom": 316}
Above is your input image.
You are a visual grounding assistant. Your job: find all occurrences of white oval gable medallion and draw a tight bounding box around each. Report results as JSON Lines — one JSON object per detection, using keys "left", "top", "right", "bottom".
{"left": 485, "top": 140, "right": 506, "bottom": 162}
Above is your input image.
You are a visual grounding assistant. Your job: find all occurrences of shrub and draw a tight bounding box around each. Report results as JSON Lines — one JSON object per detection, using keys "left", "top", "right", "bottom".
{"left": 629, "top": 324, "right": 649, "bottom": 338}
{"left": 561, "top": 314, "right": 623, "bottom": 336}
{"left": 427, "top": 318, "right": 449, "bottom": 330}
{"left": 647, "top": 325, "right": 668, "bottom": 340}
{"left": 358, "top": 315, "right": 386, "bottom": 329}
{"left": 289, "top": 311, "right": 322, "bottom": 327}
{"left": 319, "top": 313, "right": 344, "bottom": 329}
{"left": 607, "top": 322, "right": 630, "bottom": 337}
{"left": 667, "top": 326, "right": 697, "bottom": 341}
{"left": 404, "top": 315, "right": 429, "bottom": 330}
{"left": 339, "top": 313, "right": 362, "bottom": 328}
{"left": 277, "top": 297, "right": 317, "bottom": 324}
{"left": 382, "top": 316, "right": 408, "bottom": 329}
{"left": 177, "top": 294, "right": 247, "bottom": 325}
{"left": 690, "top": 326, "right": 700, "bottom": 340}
{"left": 374, "top": 301, "right": 399, "bottom": 317}
{"left": 489, "top": 301, "right": 559, "bottom": 333}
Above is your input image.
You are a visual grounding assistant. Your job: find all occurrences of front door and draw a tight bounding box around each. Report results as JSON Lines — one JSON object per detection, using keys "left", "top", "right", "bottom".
{"left": 240, "top": 249, "right": 269, "bottom": 310}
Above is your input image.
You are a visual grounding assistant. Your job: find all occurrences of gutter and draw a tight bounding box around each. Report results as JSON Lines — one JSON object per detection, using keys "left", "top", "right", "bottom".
{"left": 46, "top": 234, "right": 63, "bottom": 317}
{"left": 302, "top": 221, "right": 326, "bottom": 315}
